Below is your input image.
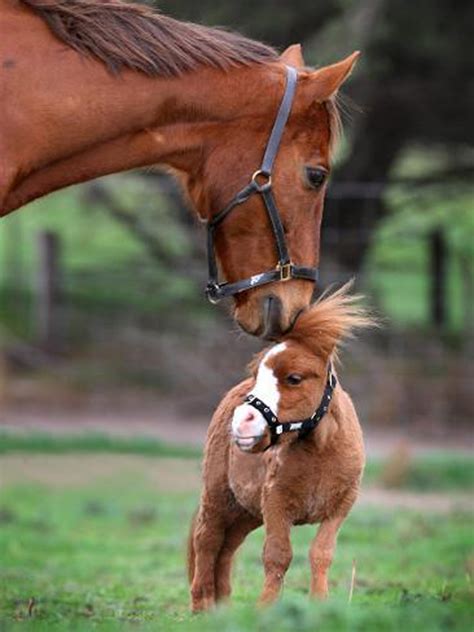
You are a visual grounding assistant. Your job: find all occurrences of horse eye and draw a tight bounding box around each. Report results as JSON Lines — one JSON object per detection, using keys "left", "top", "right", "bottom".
{"left": 305, "top": 167, "right": 328, "bottom": 189}
{"left": 285, "top": 374, "right": 303, "bottom": 386}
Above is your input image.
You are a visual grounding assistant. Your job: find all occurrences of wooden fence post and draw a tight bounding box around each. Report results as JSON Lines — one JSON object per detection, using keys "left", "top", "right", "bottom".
{"left": 429, "top": 229, "right": 447, "bottom": 329}
{"left": 0, "top": 341, "right": 7, "bottom": 418}
{"left": 37, "top": 231, "right": 62, "bottom": 353}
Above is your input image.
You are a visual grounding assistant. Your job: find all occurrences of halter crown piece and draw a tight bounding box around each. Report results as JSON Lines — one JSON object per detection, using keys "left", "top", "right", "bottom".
{"left": 205, "top": 66, "right": 319, "bottom": 303}
{"left": 244, "top": 364, "right": 337, "bottom": 448}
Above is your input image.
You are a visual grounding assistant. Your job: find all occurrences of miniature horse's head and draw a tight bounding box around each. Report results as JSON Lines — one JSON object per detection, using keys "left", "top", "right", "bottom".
{"left": 232, "top": 284, "right": 373, "bottom": 452}
{"left": 168, "top": 46, "right": 359, "bottom": 338}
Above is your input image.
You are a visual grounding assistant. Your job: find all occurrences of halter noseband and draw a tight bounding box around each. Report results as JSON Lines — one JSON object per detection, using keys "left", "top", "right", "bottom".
{"left": 205, "top": 66, "right": 319, "bottom": 304}
{"left": 244, "top": 364, "right": 337, "bottom": 448}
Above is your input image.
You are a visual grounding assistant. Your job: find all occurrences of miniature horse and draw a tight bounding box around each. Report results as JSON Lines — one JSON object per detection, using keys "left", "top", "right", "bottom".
{"left": 188, "top": 286, "right": 373, "bottom": 611}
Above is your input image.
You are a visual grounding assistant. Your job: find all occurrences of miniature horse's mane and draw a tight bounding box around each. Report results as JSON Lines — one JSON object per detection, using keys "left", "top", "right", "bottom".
{"left": 21, "top": 0, "right": 278, "bottom": 76}
{"left": 285, "top": 283, "right": 376, "bottom": 358}
{"left": 247, "top": 284, "right": 374, "bottom": 376}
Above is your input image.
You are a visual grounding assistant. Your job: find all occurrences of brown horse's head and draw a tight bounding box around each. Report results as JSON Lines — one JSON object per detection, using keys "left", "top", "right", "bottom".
{"left": 165, "top": 47, "right": 359, "bottom": 338}
{"left": 3, "top": 1, "right": 359, "bottom": 338}
{"left": 232, "top": 283, "right": 374, "bottom": 452}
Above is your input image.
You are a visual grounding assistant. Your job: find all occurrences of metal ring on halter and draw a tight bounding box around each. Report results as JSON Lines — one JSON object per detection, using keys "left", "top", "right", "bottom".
{"left": 205, "top": 283, "right": 221, "bottom": 305}
{"left": 251, "top": 170, "right": 272, "bottom": 192}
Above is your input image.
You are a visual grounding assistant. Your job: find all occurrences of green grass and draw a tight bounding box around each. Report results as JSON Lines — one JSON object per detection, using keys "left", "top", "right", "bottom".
{"left": 364, "top": 454, "right": 474, "bottom": 492}
{"left": 0, "top": 432, "right": 200, "bottom": 459}
{"left": 367, "top": 181, "right": 473, "bottom": 332}
{"left": 0, "top": 179, "right": 158, "bottom": 271}
{"left": 0, "top": 464, "right": 472, "bottom": 631}
{"left": 367, "top": 242, "right": 465, "bottom": 332}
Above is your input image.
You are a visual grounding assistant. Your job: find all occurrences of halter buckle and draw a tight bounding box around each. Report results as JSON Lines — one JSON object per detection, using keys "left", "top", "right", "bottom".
{"left": 278, "top": 263, "right": 292, "bottom": 282}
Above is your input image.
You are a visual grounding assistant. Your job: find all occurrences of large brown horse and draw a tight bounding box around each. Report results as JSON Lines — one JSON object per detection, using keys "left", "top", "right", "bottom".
{"left": 0, "top": 0, "right": 358, "bottom": 337}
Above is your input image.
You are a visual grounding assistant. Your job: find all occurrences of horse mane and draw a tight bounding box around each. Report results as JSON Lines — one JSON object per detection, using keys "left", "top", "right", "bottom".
{"left": 21, "top": 0, "right": 278, "bottom": 76}
{"left": 326, "top": 98, "right": 342, "bottom": 157}
{"left": 285, "top": 282, "right": 376, "bottom": 359}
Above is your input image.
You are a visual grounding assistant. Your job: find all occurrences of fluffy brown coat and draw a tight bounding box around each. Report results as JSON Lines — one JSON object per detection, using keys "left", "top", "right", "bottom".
{"left": 189, "top": 286, "right": 373, "bottom": 611}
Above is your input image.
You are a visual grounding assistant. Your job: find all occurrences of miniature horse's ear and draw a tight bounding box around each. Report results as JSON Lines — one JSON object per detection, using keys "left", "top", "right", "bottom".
{"left": 280, "top": 44, "right": 305, "bottom": 68}
{"left": 304, "top": 51, "right": 360, "bottom": 102}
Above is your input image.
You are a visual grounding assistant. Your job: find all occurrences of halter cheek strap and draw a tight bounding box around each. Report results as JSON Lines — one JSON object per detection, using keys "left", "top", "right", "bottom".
{"left": 205, "top": 66, "right": 319, "bottom": 304}
{"left": 244, "top": 364, "right": 337, "bottom": 448}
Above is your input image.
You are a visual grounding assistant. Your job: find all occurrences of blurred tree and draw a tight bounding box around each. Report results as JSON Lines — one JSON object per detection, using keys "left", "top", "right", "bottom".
{"left": 82, "top": 177, "right": 205, "bottom": 279}
{"left": 154, "top": 0, "right": 340, "bottom": 47}
{"left": 321, "top": 0, "right": 474, "bottom": 269}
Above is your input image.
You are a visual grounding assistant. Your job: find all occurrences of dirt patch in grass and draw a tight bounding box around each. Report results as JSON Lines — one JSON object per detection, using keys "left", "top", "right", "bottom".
{"left": 360, "top": 486, "right": 473, "bottom": 514}
{"left": 0, "top": 454, "right": 202, "bottom": 492}
{"left": 1, "top": 454, "right": 472, "bottom": 513}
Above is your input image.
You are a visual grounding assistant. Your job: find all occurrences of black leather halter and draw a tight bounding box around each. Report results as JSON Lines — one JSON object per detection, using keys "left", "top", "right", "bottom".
{"left": 205, "top": 66, "right": 319, "bottom": 304}
{"left": 244, "top": 364, "right": 337, "bottom": 448}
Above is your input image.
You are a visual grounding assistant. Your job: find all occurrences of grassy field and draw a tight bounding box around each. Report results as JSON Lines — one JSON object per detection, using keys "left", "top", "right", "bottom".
{"left": 0, "top": 438, "right": 472, "bottom": 630}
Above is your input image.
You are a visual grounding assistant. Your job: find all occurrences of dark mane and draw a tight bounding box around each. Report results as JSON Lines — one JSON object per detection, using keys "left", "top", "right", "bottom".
{"left": 22, "top": 0, "right": 278, "bottom": 76}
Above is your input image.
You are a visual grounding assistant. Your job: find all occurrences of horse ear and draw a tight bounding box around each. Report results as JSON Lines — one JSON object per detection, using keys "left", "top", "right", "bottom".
{"left": 307, "top": 51, "right": 360, "bottom": 101}
{"left": 280, "top": 44, "right": 305, "bottom": 68}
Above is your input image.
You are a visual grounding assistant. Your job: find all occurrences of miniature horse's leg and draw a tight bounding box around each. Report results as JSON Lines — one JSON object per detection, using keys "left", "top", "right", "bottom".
{"left": 190, "top": 510, "right": 225, "bottom": 613}
{"left": 309, "top": 514, "right": 346, "bottom": 599}
{"left": 259, "top": 495, "right": 293, "bottom": 605}
{"left": 214, "top": 512, "right": 261, "bottom": 603}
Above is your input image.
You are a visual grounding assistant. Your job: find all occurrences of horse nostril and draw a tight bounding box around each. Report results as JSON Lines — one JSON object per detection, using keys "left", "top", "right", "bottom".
{"left": 235, "top": 407, "right": 259, "bottom": 438}
{"left": 243, "top": 409, "right": 255, "bottom": 423}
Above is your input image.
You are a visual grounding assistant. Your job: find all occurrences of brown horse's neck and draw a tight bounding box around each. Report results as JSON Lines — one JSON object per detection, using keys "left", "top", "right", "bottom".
{"left": 0, "top": 2, "right": 283, "bottom": 215}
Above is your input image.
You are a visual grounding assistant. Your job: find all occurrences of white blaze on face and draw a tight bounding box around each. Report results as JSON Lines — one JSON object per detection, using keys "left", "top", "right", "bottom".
{"left": 232, "top": 343, "right": 286, "bottom": 450}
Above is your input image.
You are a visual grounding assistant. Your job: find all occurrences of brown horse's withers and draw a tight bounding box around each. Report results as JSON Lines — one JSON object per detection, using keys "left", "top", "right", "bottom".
{"left": 0, "top": 0, "right": 359, "bottom": 336}
{"left": 189, "top": 285, "right": 374, "bottom": 611}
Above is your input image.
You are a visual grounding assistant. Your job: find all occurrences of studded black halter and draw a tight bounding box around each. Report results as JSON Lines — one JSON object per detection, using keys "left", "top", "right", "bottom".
{"left": 205, "top": 66, "right": 319, "bottom": 304}
{"left": 244, "top": 364, "right": 337, "bottom": 448}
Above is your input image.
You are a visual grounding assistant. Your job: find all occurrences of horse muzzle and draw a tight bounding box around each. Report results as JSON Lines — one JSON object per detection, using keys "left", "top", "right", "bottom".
{"left": 232, "top": 403, "right": 267, "bottom": 451}
{"left": 234, "top": 285, "right": 312, "bottom": 339}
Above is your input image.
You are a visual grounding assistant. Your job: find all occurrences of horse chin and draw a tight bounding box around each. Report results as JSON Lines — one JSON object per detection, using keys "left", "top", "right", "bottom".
{"left": 233, "top": 292, "right": 284, "bottom": 338}
{"left": 234, "top": 434, "right": 270, "bottom": 454}
{"left": 234, "top": 437, "right": 260, "bottom": 452}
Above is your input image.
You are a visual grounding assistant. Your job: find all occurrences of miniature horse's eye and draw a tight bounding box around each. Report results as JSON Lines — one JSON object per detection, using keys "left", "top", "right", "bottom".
{"left": 304, "top": 166, "right": 328, "bottom": 189}
{"left": 285, "top": 374, "right": 303, "bottom": 386}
